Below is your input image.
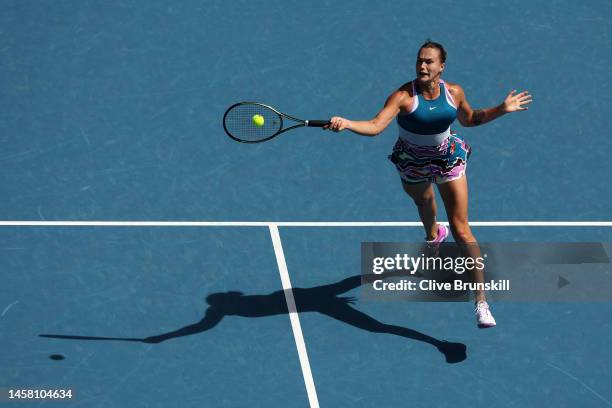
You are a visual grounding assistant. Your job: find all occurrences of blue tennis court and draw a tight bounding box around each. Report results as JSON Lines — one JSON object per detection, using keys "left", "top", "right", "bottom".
{"left": 2, "top": 1, "right": 612, "bottom": 407}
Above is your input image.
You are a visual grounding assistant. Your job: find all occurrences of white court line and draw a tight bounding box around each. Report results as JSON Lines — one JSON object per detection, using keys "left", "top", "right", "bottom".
{"left": 1, "top": 221, "right": 612, "bottom": 227}
{"left": 269, "top": 224, "right": 319, "bottom": 408}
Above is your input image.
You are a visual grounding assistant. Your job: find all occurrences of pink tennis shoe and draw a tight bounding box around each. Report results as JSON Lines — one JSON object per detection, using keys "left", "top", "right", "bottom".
{"left": 425, "top": 224, "right": 449, "bottom": 257}
{"left": 426, "top": 223, "right": 449, "bottom": 244}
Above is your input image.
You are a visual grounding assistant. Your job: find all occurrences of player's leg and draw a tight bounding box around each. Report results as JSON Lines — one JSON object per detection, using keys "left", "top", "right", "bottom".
{"left": 401, "top": 180, "right": 439, "bottom": 240}
{"left": 436, "top": 175, "right": 496, "bottom": 327}
{"left": 435, "top": 176, "right": 483, "bottom": 297}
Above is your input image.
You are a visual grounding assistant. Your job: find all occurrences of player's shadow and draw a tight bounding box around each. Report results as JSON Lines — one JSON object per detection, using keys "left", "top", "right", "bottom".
{"left": 40, "top": 271, "right": 467, "bottom": 364}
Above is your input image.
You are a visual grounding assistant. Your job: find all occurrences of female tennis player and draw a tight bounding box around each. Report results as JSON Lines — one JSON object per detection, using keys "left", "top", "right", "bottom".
{"left": 324, "top": 40, "right": 532, "bottom": 328}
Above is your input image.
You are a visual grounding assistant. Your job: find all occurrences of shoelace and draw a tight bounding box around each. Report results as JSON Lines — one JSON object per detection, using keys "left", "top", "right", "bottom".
{"left": 475, "top": 302, "right": 489, "bottom": 314}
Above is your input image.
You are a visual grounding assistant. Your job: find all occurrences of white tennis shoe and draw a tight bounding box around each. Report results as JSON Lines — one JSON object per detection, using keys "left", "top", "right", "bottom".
{"left": 475, "top": 301, "right": 496, "bottom": 328}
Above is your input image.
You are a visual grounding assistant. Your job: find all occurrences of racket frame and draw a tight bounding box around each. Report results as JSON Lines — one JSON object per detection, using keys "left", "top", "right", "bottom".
{"left": 223, "top": 101, "right": 327, "bottom": 143}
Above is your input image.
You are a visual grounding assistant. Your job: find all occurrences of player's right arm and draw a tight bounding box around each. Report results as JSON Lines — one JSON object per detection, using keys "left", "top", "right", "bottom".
{"left": 324, "top": 90, "right": 407, "bottom": 137}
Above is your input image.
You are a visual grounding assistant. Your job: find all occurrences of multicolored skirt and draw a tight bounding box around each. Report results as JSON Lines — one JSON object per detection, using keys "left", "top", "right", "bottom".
{"left": 388, "top": 132, "right": 472, "bottom": 184}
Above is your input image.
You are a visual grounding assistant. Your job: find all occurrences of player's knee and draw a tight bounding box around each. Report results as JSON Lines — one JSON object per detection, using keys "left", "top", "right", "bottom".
{"left": 411, "top": 191, "right": 435, "bottom": 208}
{"left": 449, "top": 220, "right": 474, "bottom": 243}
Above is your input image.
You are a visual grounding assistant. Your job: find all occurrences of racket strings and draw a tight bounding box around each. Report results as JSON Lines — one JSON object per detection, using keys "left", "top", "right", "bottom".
{"left": 224, "top": 104, "right": 282, "bottom": 142}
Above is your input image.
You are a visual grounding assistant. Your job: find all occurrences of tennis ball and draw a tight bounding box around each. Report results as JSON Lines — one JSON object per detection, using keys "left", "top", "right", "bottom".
{"left": 252, "top": 114, "right": 265, "bottom": 127}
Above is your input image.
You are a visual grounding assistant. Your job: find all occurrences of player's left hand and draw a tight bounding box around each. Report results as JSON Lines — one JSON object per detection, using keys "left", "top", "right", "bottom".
{"left": 502, "top": 90, "right": 532, "bottom": 112}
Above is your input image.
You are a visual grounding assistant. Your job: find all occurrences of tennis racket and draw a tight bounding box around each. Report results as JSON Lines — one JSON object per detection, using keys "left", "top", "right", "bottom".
{"left": 223, "top": 102, "right": 331, "bottom": 143}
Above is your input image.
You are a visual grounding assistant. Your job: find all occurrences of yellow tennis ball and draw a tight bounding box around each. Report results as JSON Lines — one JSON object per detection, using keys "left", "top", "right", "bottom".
{"left": 252, "top": 114, "right": 265, "bottom": 127}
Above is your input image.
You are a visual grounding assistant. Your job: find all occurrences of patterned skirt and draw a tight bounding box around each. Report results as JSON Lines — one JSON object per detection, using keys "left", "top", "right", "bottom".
{"left": 388, "top": 132, "right": 472, "bottom": 184}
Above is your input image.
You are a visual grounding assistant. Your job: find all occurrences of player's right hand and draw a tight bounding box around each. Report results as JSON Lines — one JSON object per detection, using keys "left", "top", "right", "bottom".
{"left": 324, "top": 116, "right": 350, "bottom": 132}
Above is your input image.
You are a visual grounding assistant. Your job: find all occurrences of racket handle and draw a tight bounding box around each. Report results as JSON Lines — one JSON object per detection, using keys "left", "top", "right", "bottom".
{"left": 305, "top": 120, "right": 330, "bottom": 127}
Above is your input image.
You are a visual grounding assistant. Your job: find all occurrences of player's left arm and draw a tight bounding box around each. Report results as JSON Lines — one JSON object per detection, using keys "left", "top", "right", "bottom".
{"left": 448, "top": 82, "right": 532, "bottom": 127}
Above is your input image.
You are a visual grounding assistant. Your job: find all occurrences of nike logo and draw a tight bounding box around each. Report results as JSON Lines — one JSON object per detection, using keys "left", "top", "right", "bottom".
{"left": 429, "top": 106, "right": 437, "bottom": 111}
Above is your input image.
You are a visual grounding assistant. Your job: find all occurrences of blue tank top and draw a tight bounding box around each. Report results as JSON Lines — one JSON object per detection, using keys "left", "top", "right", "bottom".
{"left": 397, "top": 80, "right": 457, "bottom": 135}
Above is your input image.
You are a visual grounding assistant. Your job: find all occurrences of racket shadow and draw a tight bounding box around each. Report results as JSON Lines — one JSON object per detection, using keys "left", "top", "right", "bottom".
{"left": 39, "top": 270, "right": 467, "bottom": 364}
